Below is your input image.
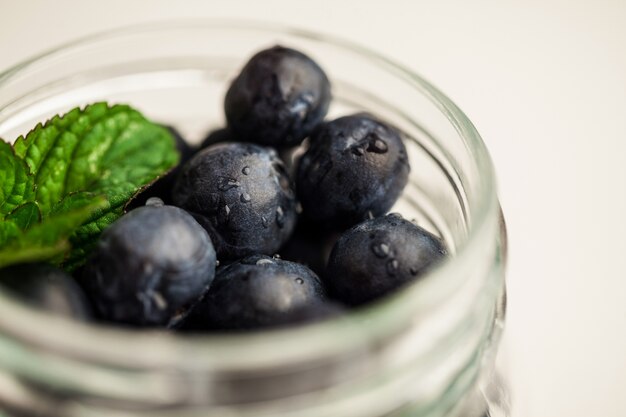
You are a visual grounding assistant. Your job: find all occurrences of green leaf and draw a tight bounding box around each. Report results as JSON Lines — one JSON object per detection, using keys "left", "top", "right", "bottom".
{"left": 0, "top": 103, "right": 179, "bottom": 270}
{"left": 0, "top": 220, "right": 21, "bottom": 247}
{"left": 0, "top": 141, "right": 35, "bottom": 215}
{"left": 7, "top": 202, "right": 41, "bottom": 230}
{"left": 0, "top": 242, "right": 67, "bottom": 270}
{"left": 26, "top": 198, "right": 106, "bottom": 248}
{"left": 0, "top": 198, "right": 106, "bottom": 268}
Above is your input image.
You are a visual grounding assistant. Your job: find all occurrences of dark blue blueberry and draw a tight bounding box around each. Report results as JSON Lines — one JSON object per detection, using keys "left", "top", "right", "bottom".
{"left": 172, "top": 142, "right": 297, "bottom": 260}
{"left": 199, "top": 127, "right": 234, "bottom": 150}
{"left": 83, "top": 204, "right": 217, "bottom": 326}
{"left": 326, "top": 214, "right": 447, "bottom": 306}
{"left": 199, "top": 128, "right": 304, "bottom": 178}
{"left": 279, "top": 219, "right": 339, "bottom": 277}
{"left": 278, "top": 138, "right": 309, "bottom": 178}
{"left": 126, "top": 126, "right": 196, "bottom": 209}
{"left": 271, "top": 300, "right": 345, "bottom": 327}
{"left": 296, "top": 114, "right": 410, "bottom": 230}
{"left": 0, "top": 263, "right": 92, "bottom": 320}
{"left": 179, "top": 255, "right": 327, "bottom": 331}
{"left": 225, "top": 45, "right": 331, "bottom": 148}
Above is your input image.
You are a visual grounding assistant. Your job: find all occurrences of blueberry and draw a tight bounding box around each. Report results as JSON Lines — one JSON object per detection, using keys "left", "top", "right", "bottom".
{"left": 296, "top": 114, "right": 410, "bottom": 230}
{"left": 326, "top": 214, "right": 447, "bottom": 306}
{"left": 0, "top": 263, "right": 92, "bottom": 320}
{"left": 279, "top": 138, "right": 309, "bottom": 178}
{"left": 179, "top": 255, "right": 327, "bottom": 331}
{"left": 225, "top": 45, "right": 331, "bottom": 148}
{"left": 199, "top": 128, "right": 304, "bottom": 175}
{"left": 172, "top": 142, "right": 297, "bottom": 260}
{"left": 199, "top": 127, "right": 234, "bottom": 150}
{"left": 271, "top": 300, "right": 345, "bottom": 327}
{"left": 126, "top": 126, "right": 196, "bottom": 209}
{"left": 279, "top": 219, "right": 339, "bottom": 277}
{"left": 83, "top": 204, "right": 217, "bottom": 326}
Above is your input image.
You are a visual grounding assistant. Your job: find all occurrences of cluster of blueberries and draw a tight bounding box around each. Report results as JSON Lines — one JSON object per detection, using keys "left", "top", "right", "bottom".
{"left": 1, "top": 46, "right": 447, "bottom": 331}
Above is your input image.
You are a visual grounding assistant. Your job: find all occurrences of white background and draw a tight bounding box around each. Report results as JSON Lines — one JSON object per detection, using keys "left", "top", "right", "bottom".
{"left": 0, "top": 1, "right": 625, "bottom": 416}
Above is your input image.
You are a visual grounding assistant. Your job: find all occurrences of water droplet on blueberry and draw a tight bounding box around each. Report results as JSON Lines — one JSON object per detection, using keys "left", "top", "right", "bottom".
{"left": 145, "top": 197, "right": 164, "bottom": 207}
{"left": 371, "top": 243, "right": 390, "bottom": 258}
{"left": 351, "top": 146, "right": 365, "bottom": 156}
{"left": 242, "top": 166, "right": 251, "bottom": 175}
{"left": 217, "top": 176, "right": 240, "bottom": 191}
{"left": 367, "top": 136, "right": 388, "bottom": 154}
{"left": 386, "top": 259, "right": 399, "bottom": 276}
{"left": 240, "top": 192, "right": 251, "bottom": 203}
{"left": 150, "top": 291, "right": 168, "bottom": 311}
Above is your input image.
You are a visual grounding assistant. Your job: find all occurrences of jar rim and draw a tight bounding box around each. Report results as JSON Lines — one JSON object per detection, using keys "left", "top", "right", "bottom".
{"left": 0, "top": 19, "right": 500, "bottom": 372}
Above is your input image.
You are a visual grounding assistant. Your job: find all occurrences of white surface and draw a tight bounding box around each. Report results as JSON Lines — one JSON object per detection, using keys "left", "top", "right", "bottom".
{"left": 0, "top": 1, "right": 625, "bottom": 416}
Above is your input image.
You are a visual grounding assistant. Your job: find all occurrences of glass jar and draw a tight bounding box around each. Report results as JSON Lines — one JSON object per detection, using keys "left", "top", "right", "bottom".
{"left": 0, "top": 21, "right": 508, "bottom": 417}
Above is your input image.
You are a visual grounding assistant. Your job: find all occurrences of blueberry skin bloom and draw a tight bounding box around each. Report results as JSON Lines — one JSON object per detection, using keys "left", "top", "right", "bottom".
{"left": 180, "top": 255, "right": 327, "bottom": 331}
{"left": 296, "top": 114, "right": 410, "bottom": 230}
{"left": 326, "top": 214, "right": 447, "bottom": 306}
{"left": 172, "top": 143, "right": 297, "bottom": 260}
{"left": 83, "top": 204, "right": 217, "bottom": 326}
{"left": 224, "top": 45, "right": 331, "bottom": 148}
{"left": 0, "top": 263, "right": 92, "bottom": 320}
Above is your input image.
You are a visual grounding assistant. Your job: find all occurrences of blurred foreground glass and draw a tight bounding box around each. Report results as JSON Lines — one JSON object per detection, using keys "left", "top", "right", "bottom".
{"left": 0, "top": 21, "right": 509, "bottom": 417}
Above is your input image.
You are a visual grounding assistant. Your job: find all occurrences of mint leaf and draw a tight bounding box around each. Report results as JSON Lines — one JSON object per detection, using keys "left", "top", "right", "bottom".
{"left": 0, "top": 242, "right": 67, "bottom": 269}
{"left": 7, "top": 202, "right": 41, "bottom": 230}
{"left": 0, "top": 221, "right": 21, "bottom": 247}
{"left": 0, "top": 141, "right": 35, "bottom": 214}
{"left": 0, "top": 198, "right": 106, "bottom": 268}
{"left": 0, "top": 103, "right": 179, "bottom": 269}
